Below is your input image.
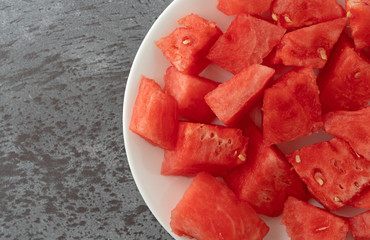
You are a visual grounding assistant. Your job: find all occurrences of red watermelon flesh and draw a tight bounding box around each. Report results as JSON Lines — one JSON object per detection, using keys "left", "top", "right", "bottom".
{"left": 217, "top": 0, "right": 273, "bottom": 16}
{"left": 349, "top": 186, "right": 370, "bottom": 209}
{"left": 319, "top": 47, "right": 370, "bottom": 113}
{"left": 316, "top": 29, "right": 354, "bottom": 92}
{"left": 205, "top": 64, "right": 275, "bottom": 127}
{"left": 224, "top": 123, "right": 309, "bottom": 217}
{"left": 271, "top": 0, "right": 345, "bottom": 29}
{"left": 286, "top": 137, "right": 370, "bottom": 210}
{"left": 129, "top": 76, "right": 178, "bottom": 150}
{"left": 164, "top": 66, "right": 218, "bottom": 123}
{"left": 207, "top": 13, "right": 286, "bottom": 74}
{"left": 156, "top": 14, "right": 222, "bottom": 75}
{"left": 170, "top": 172, "right": 269, "bottom": 240}
{"left": 346, "top": 0, "right": 370, "bottom": 51}
{"left": 324, "top": 106, "right": 370, "bottom": 161}
{"left": 161, "top": 122, "right": 248, "bottom": 177}
{"left": 282, "top": 196, "right": 349, "bottom": 240}
{"left": 262, "top": 67, "right": 322, "bottom": 146}
{"left": 349, "top": 210, "right": 370, "bottom": 240}
{"left": 273, "top": 17, "right": 347, "bottom": 68}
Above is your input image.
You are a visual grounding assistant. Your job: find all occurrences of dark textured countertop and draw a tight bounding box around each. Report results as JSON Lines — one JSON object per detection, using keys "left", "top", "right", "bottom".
{"left": 0, "top": 0, "right": 173, "bottom": 239}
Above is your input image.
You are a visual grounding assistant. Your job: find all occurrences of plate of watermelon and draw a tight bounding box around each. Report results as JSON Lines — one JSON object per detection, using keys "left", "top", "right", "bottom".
{"left": 123, "top": 0, "right": 370, "bottom": 239}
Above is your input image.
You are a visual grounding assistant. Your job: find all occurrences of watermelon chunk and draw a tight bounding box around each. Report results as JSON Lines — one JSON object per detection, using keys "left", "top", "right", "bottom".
{"left": 273, "top": 17, "right": 347, "bottom": 68}
{"left": 224, "top": 123, "right": 309, "bottom": 217}
{"left": 161, "top": 122, "right": 248, "bottom": 176}
{"left": 164, "top": 66, "right": 219, "bottom": 123}
{"left": 318, "top": 47, "right": 370, "bottom": 113}
{"left": 207, "top": 13, "right": 286, "bottom": 74}
{"left": 349, "top": 186, "right": 370, "bottom": 209}
{"left": 262, "top": 67, "right": 322, "bottom": 146}
{"left": 217, "top": 0, "right": 273, "bottom": 16}
{"left": 346, "top": 0, "right": 370, "bottom": 51}
{"left": 205, "top": 64, "right": 275, "bottom": 127}
{"left": 316, "top": 29, "right": 354, "bottom": 93}
{"left": 349, "top": 210, "right": 370, "bottom": 240}
{"left": 282, "top": 196, "right": 349, "bottom": 240}
{"left": 129, "top": 76, "right": 178, "bottom": 150}
{"left": 271, "top": 0, "right": 345, "bottom": 29}
{"left": 171, "top": 172, "right": 269, "bottom": 239}
{"left": 155, "top": 14, "right": 222, "bottom": 75}
{"left": 286, "top": 137, "right": 370, "bottom": 210}
{"left": 324, "top": 106, "right": 370, "bottom": 160}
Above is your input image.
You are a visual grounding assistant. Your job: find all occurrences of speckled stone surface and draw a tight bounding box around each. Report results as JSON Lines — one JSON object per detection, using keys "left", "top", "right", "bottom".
{"left": 0, "top": 0, "right": 173, "bottom": 239}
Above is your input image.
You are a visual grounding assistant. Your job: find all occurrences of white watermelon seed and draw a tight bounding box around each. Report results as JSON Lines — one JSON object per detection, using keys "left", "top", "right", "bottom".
{"left": 284, "top": 16, "right": 292, "bottom": 23}
{"left": 182, "top": 39, "right": 191, "bottom": 45}
{"left": 316, "top": 226, "right": 329, "bottom": 231}
{"left": 272, "top": 13, "right": 278, "bottom": 21}
{"left": 238, "top": 154, "right": 246, "bottom": 161}
{"left": 317, "top": 48, "right": 327, "bottom": 60}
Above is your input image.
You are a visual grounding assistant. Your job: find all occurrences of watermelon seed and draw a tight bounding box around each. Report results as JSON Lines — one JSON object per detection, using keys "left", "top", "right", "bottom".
{"left": 238, "top": 154, "right": 246, "bottom": 161}
{"left": 295, "top": 155, "right": 301, "bottom": 163}
{"left": 313, "top": 170, "right": 326, "bottom": 186}
{"left": 338, "top": 184, "right": 344, "bottom": 190}
{"left": 182, "top": 39, "right": 191, "bottom": 45}
{"left": 233, "top": 151, "right": 238, "bottom": 157}
{"left": 271, "top": 13, "right": 278, "bottom": 21}
{"left": 317, "top": 48, "right": 327, "bottom": 60}
{"left": 354, "top": 72, "right": 361, "bottom": 78}
{"left": 284, "top": 16, "right": 292, "bottom": 23}
{"left": 315, "top": 177, "right": 324, "bottom": 186}
{"left": 346, "top": 11, "right": 353, "bottom": 18}
{"left": 316, "top": 226, "right": 329, "bottom": 231}
{"left": 354, "top": 182, "right": 360, "bottom": 188}
{"left": 210, "top": 132, "right": 215, "bottom": 138}
{"left": 334, "top": 196, "right": 341, "bottom": 202}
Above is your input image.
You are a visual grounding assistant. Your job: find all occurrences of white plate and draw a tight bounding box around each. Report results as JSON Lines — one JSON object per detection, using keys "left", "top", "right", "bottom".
{"left": 122, "top": 0, "right": 363, "bottom": 239}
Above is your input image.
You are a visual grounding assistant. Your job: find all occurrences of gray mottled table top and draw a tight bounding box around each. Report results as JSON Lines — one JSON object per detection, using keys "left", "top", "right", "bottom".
{"left": 0, "top": 0, "right": 173, "bottom": 239}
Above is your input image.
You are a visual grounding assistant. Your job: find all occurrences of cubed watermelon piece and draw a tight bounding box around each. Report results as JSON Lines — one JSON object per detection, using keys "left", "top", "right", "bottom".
{"left": 164, "top": 66, "right": 219, "bottom": 123}
{"left": 318, "top": 47, "right": 370, "bottom": 113}
{"left": 273, "top": 17, "right": 347, "bottom": 68}
{"left": 161, "top": 122, "right": 248, "bottom": 176}
{"left": 262, "top": 67, "right": 323, "bottom": 146}
{"left": 217, "top": 0, "right": 273, "bottom": 16}
{"left": 349, "top": 186, "right": 370, "bottom": 209}
{"left": 156, "top": 14, "right": 222, "bottom": 75}
{"left": 286, "top": 137, "right": 370, "bottom": 210}
{"left": 349, "top": 210, "right": 370, "bottom": 240}
{"left": 224, "top": 123, "right": 309, "bottom": 217}
{"left": 282, "top": 197, "right": 349, "bottom": 240}
{"left": 271, "top": 0, "right": 345, "bottom": 29}
{"left": 171, "top": 172, "right": 269, "bottom": 240}
{"left": 129, "top": 76, "right": 178, "bottom": 150}
{"left": 346, "top": 0, "right": 370, "bottom": 51}
{"left": 205, "top": 64, "right": 275, "bottom": 127}
{"left": 324, "top": 106, "right": 370, "bottom": 160}
{"left": 316, "top": 29, "right": 354, "bottom": 91}
{"left": 207, "top": 13, "right": 286, "bottom": 74}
